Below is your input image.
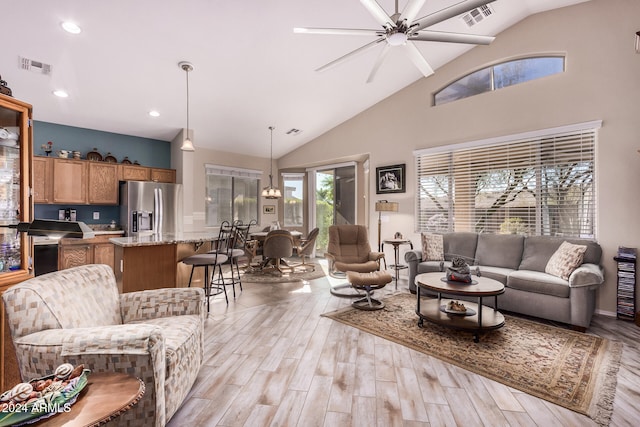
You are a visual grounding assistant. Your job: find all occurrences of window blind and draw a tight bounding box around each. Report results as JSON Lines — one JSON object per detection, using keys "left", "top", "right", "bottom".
{"left": 415, "top": 123, "right": 599, "bottom": 238}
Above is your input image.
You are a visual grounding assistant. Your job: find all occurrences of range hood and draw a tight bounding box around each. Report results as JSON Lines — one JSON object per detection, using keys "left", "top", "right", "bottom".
{"left": 10, "top": 219, "right": 95, "bottom": 239}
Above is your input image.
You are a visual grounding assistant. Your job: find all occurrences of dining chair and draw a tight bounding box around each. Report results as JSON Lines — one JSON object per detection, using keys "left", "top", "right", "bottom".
{"left": 292, "top": 227, "right": 319, "bottom": 272}
{"left": 262, "top": 229, "right": 295, "bottom": 274}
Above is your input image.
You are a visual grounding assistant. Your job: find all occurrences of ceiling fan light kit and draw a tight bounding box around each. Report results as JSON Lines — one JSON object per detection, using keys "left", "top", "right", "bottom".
{"left": 179, "top": 61, "right": 195, "bottom": 152}
{"left": 295, "top": 0, "right": 497, "bottom": 82}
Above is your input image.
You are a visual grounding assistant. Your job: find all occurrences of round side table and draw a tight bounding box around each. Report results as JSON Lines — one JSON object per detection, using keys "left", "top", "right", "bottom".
{"left": 31, "top": 372, "right": 145, "bottom": 427}
{"left": 382, "top": 239, "right": 413, "bottom": 289}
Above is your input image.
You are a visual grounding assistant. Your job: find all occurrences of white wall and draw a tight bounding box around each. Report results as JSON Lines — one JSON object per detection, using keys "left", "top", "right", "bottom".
{"left": 278, "top": 0, "right": 640, "bottom": 315}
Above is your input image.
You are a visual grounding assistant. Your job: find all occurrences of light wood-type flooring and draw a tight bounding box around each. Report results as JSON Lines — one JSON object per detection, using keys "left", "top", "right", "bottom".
{"left": 167, "top": 263, "right": 640, "bottom": 427}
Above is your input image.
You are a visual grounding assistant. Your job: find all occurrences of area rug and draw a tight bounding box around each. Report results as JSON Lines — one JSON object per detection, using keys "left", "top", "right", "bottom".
{"left": 322, "top": 293, "right": 622, "bottom": 426}
{"left": 240, "top": 263, "right": 326, "bottom": 283}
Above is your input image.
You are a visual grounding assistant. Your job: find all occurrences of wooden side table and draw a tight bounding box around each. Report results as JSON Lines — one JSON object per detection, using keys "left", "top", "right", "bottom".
{"left": 32, "top": 372, "right": 145, "bottom": 427}
{"left": 382, "top": 239, "right": 413, "bottom": 289}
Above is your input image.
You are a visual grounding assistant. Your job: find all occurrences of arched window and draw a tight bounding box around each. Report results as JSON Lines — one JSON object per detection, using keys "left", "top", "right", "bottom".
{"left": 434, "top": 56, "right": 565, "bottom": 105}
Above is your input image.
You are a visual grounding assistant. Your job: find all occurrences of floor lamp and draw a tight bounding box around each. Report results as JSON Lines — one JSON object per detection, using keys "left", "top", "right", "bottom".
{"left": 375, "top": 200, "right": 398, "bottom": 252}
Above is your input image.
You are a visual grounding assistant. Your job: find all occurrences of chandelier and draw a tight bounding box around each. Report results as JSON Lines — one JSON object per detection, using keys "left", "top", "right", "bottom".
{"left": 261, "top": 126, "right": 281, "bottom": 199}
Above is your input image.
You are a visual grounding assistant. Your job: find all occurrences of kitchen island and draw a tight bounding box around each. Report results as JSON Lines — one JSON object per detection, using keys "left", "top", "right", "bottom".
{"left": 110, "top": 232, "right": 220, "bottom": 293}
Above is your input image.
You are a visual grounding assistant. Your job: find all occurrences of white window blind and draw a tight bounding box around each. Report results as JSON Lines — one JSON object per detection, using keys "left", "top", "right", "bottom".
{"left": 415, "top": 123, "right": 599, "bottom": 238}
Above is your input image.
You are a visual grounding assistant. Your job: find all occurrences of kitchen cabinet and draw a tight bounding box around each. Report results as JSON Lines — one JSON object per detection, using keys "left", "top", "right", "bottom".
{"left": 0, "top": 93, "right": 33, "bottom": 391}
{"left": 52, "top": 158, "right": 87, "bottom": 204}
{"left": 120, "top": 164, "right": 151, "bottom": 181}
{"left": 34, "top": 157, "right": 176, "bottom": 206}
{"left": 88, "top": 162, "right": 119, "bottom": 204}
{"left": 59, "top": 233, "right": 122, "bottom": 272}
{"left": 32, "top": 156, "right": 51, "bottom": 203}
{"left": 151, "top": 167, "right": 176, "bottom": 183}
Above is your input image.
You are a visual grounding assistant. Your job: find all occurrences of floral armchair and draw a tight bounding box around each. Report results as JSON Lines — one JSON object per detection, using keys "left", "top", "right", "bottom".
{"left": 1, "top": 264, "right": 205, "bottom": 427}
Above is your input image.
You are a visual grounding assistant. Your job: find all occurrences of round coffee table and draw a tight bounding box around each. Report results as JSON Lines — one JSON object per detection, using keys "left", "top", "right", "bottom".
{"left": 415, "top": 272, "right": 505, "bottom": 342}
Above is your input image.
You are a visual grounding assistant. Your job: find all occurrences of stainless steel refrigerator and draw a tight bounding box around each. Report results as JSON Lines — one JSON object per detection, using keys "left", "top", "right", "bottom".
{"left": 120, "top": 181, "right": 183, "bottom": 236}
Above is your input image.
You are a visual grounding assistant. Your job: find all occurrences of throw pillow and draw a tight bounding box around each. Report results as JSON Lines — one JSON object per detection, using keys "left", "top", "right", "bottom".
{"left": 421, "top": 233, "right": 444, "bottom": 262}
{"left": 545, "top": 241, "right": 587, "bottom": 280}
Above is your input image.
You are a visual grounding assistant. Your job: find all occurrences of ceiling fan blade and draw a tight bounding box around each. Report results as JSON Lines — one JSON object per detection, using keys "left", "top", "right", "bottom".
{"left": 410, "top": 30, "right": 494, "bottom": 45}
{"left": 294, "top": 27, "right": 383, "bottom": 37}
{"left": 316, "top": 38, "right": 385, "bottom": 73}
{"left": 360, "top": 0, "right": 396, "bottom": 28}
{"left": 366, "top": 44, "right": 391, "bottom": 83}
{"left": 399, "top": 0, "right": 427, "bottom": 25}
{"left": 402, "top": 42, "right": 434, "bottom": 77}
{"left": 411, "top": 0, "right": 497, "bottom": 33}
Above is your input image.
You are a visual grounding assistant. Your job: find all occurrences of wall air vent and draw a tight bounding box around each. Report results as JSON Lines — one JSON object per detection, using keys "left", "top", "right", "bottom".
{"left": 19, "top": 57, "right": 52, "bottom": 75}
{"left": 461, "top": 4, "right": 494, "bottom": 27}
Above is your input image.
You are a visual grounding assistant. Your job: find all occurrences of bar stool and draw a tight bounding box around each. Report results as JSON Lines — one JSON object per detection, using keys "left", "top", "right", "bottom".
{"left": 208, "top": 221, "right": 240, "bottom": 298}
{"left": 183, "top": 251, "right": 229, "bottom": 312}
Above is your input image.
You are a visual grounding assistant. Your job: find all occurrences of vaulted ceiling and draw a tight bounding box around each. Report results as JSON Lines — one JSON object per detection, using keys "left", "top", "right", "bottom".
{"left": 2, "top": 0, "right": 589, "bottom": 158}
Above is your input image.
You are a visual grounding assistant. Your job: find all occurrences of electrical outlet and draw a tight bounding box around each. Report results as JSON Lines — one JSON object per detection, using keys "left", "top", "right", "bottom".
{"left": 93, "top": 212, "right": 100, "bottom": 220}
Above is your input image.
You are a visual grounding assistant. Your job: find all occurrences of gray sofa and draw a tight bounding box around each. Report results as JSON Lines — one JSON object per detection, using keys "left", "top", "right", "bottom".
{"left": 405, "top": 233, "right": 604, "bottom": 330}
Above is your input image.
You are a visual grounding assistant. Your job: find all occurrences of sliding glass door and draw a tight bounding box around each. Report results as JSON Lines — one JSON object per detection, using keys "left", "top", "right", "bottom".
{"left": 311, "top": 164, "right": 356, "bottom": 253}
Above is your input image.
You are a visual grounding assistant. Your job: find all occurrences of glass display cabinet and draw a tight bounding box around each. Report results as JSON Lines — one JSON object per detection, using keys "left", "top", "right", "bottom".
{"left": 0, "top": 93, "right": 33, "bottom": 390}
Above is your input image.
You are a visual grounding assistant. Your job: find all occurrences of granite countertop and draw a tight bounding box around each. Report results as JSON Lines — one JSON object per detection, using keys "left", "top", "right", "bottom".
{"left": 109, "top": 231, "right": 220, "bottom": 247}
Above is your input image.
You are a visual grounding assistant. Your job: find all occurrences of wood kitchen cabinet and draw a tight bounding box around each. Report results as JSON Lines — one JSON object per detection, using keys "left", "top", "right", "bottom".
{"left": 120, "top": 164, "right": 151, "bottom": 181}
{"left": 88, "top": 162, "right": 119, "bottom": 204}
{"left": 151, "top": 168, "right": 176, "bottom": 183}
{"left": 58, "top": 234, "right": 121, "bottom": 272}
{"left": 32, "top": 156, "right": 51, "bottom": 203}
{"left": 52, "top": 158, "right": 87, "bottom": 204}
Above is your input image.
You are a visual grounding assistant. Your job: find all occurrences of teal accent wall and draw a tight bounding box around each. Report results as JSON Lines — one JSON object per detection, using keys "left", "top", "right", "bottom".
{"left": 33, "top": 121, "right": 171, "bottom": 224}
{"left": 33, "top": 121, "right": 170, "bottom": 167}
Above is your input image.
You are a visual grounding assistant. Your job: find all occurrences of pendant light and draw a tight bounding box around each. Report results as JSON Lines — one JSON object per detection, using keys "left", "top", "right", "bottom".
{"left": 179, "top": 61, "right": 195, "bottom": 151}
{"left": 261, "top": 126, "right": 282, "bottom": 199}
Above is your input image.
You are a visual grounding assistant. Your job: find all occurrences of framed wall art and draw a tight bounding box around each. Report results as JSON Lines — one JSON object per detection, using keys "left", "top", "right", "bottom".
{"left": 376, "top": 164, "right": 405, "bottom": 194}
{"left": 263, "top": 205, "right": 275, "bottom": 214}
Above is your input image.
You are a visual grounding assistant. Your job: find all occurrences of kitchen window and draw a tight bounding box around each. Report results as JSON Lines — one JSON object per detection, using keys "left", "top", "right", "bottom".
{"left": 205, "top": 164, "right": 260, "bottom": 226}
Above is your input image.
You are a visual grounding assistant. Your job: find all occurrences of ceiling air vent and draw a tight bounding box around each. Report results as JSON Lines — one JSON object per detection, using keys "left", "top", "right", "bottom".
{"left": 461, "top": 4, "right": 494, "bottom": 27}
{"left": 286, "top": 128, "right": 301, "bottom": 135}
{"left": 19, "top": 57, "right": 52, "bottom": 75}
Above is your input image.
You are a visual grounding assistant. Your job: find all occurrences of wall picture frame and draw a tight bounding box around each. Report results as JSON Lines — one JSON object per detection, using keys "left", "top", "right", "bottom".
{"left": 263, "top": 205, "right": 275, "bottom": 214}
{"left": 376, "top": 164, "right": 405, "bottom": 194}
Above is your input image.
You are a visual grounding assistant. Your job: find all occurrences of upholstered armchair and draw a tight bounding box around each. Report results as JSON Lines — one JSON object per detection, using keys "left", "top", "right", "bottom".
{"left": 1, "top": 264, "right": 205, "bottom": 427}
{"left": 324, "top": 224, "right": 385, "bottom": 296}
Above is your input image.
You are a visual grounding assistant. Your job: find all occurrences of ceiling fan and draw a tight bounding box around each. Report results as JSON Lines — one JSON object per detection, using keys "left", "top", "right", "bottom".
{"left": 294, "top": 0, "right": 497, "bottom": 83}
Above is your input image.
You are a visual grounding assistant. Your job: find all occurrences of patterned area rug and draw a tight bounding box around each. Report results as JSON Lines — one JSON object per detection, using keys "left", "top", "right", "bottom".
{"left": 322, "top": 293, "right": 622, "bottom": 426}
{"left": 240, "top": 263, "right": 326, "bottom": 283}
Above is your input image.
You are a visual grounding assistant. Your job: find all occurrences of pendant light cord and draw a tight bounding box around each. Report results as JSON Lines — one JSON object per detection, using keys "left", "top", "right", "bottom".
{"left": 185, "top": 67, "right": 190, "bottom": 138}
{"left": 269, "top": 126, "right": 275, "bottom": 184}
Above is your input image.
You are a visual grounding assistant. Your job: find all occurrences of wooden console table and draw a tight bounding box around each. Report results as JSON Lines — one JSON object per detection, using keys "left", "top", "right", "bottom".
{"left": 32, "top": 372, "right": 145, "bottom": 426}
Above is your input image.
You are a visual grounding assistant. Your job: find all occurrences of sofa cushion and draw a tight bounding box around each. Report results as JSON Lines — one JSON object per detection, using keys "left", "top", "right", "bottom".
{"left": 475, "top": 234, "right": 524, "bottom": 270}
{"left": 421, "top": 233, "right": 444, "bottom": 261}
{"left": 545, "top": 241, "right": 587, "bottom": 280}
{"left": 508, "top": 270, "right": 570, "bottom": 298}
{"left": 519, "top": 236, "right": 601, "bottom": 272}
{"left": 476, "top": 266, "right": 512, "bottom": 285}
{"left": 443, "top": 232, "right": 478, "bottom": 263}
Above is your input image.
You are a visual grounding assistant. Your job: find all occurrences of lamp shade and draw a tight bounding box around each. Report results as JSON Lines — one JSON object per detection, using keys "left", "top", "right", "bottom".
{"left": 375, "top": 201, "right": 399, "bottom": 212}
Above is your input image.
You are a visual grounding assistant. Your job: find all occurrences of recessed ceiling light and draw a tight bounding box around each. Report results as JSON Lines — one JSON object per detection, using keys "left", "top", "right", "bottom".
{"left": 53, "top": 90, "right": 69, "bottom": 98}
{"left": 61, "top": 21, "right": 82, "bottom": 34}
{"left": 149, "top": 110, "right": 160, "bottom": 117}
